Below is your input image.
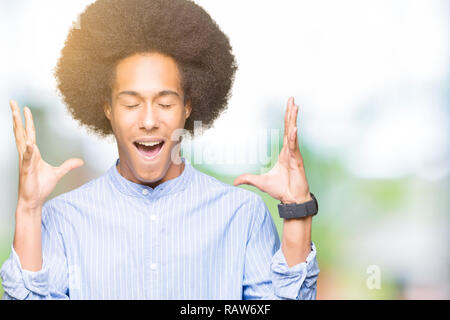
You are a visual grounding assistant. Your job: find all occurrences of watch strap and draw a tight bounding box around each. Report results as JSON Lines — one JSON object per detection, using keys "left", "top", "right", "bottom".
{"left": 277, "top": 193, "right": 318, "bottom": 219}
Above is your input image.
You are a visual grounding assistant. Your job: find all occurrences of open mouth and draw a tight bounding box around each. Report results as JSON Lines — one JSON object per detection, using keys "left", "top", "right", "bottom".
{"left": 134, "top": 140, "right": 165, "bottom": 160}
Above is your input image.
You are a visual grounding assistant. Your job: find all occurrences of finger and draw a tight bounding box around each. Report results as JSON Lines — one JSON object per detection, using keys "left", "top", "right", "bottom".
{"left": 289, "top": 112, "right": 304, "bottom": 162}
{"left": 55, "top": 158, "right": 84, "bottom": 181}
{"left": 289, "top": 102, "right": 298, "bottom": 134}
{"left": 10, "top": 100, "right": 27, "bottom": 153}
{"left": 284, "top": 97, "right": 294, "bottom": 139}
{"left": 281, "top": 97, "right": 295, "bottom": 157}
{"left": 286, "top": 98, "right": 297, "bottom": 147}
{"left": 23, "top": 106, "right": 36, "bottom": 145}
{"left": 288, "top": 127, "right": 298, "bottom": 151}
{"left": 233, "top": 173, "right": 265, "bottom": 189}
{"left": 288, "top": 125, "right": 305, "bottom": 168}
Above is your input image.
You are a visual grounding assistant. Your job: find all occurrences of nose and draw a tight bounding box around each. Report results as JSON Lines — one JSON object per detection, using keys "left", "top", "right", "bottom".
{"left": 139, "top": 103, "right": 160, "bottom": 130}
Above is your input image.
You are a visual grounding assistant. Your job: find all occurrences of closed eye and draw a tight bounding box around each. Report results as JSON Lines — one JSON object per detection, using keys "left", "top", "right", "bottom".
{"left": 124, "top": 104, "right": 172, "bottom": 108}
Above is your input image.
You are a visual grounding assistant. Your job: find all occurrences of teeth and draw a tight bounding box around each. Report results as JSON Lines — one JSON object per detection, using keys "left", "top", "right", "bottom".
{"left": 136, "top": 141, "right": 162, "bottom": 147}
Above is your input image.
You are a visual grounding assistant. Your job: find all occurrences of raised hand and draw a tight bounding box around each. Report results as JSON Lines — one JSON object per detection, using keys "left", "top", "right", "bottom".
{"left": 233, "top": 97, "right": 311, "bottom": 204}
{"left": 10, "top": 100, "right": 84, "bottom": 211}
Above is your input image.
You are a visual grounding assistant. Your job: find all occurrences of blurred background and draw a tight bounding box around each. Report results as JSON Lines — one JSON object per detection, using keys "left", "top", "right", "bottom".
{"left": 0, "top": 0, "right": 448, "bottom": 299}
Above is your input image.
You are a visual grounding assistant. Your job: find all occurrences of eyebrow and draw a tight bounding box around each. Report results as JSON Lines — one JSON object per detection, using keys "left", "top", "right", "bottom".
{"left": 116, "top": 90, "right": 181, "bottom": 99}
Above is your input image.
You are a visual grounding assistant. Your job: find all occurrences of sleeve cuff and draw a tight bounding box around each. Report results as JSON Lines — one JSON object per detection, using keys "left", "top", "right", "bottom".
{"left": 0, "top": 245, "right": 49, "bottom": 299}
{"left": 270, "top": 242, "right": 319, "bottom": 300}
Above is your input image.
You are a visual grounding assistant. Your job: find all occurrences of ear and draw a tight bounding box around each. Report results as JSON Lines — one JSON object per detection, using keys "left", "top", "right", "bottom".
{"left": 184, "top": 99, "right": 192, "bottom": 120}
{"left": 104, "top": 102, "right": 112, "bottom": 121}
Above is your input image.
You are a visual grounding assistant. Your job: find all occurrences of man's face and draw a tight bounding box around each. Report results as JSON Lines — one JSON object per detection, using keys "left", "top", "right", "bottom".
{"left": 104, "top": 52, "right": 191, "bottom": 187}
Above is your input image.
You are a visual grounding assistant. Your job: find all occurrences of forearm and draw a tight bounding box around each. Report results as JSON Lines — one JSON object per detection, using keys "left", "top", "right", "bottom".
{"left": 242, "top": 196, "right": 319, "bottom": 300}
{"left": 281, "top": 215, "right": 312, "bottom": 268}
{"left": 13, "top": 200, "right": 43, "bottom": 272}
{"left": 1, "top": 201, "right": 69, "bottom": 300}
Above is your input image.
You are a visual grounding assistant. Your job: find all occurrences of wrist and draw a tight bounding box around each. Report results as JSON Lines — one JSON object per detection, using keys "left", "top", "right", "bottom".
{"left": 281, "top": 193, "right": 312, "bottom": 205}
{"left": 278, "top": 192, "right": 318, "bottom": 219}
{"left": 16, "top": 199, "right": 43, "bottom": 218}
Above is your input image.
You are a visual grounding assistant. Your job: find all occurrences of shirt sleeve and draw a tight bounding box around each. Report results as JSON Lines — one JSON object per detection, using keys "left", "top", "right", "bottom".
{"left": 242, "top": 195, "right": 320, "bottom": 300}
{"left": 0, "top": 201, "right": 70, "bottom": 300}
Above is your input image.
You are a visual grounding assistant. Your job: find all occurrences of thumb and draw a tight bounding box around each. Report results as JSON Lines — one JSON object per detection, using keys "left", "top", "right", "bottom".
{"left": 233, "top": 173, "right": 264, "bottom": 189}
{"left": 56, "top": 158, "right": 84, "bottom": 180}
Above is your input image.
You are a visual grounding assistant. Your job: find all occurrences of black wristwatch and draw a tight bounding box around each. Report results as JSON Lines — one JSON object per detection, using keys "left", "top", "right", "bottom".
{"left": 278, "top": 193, "right": 318, "bottom": 219}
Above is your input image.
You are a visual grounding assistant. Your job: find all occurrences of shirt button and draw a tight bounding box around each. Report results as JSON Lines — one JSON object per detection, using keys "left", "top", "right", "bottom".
{"left": 150, "top": 214, "right": 157, "bottom": 221}
{"left": 150, "top": 263, "right": 157, "bottom": 270}
{"left": 142, "top": 189, "right": 149, "bottom": 195}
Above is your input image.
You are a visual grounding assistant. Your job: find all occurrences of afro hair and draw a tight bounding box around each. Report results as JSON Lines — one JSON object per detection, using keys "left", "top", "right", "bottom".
{"left": 54, "top": 0, "right": 238, "bottom": 138}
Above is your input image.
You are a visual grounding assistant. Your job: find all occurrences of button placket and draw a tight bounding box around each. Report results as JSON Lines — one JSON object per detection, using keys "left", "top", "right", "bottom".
{"left": 146, "top": 202, "right": 160, "bottom": 298}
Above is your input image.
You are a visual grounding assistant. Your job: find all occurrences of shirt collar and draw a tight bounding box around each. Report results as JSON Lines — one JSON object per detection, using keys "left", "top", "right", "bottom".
{"left": 107, "top": 157, "right": 193, "bottom": 199}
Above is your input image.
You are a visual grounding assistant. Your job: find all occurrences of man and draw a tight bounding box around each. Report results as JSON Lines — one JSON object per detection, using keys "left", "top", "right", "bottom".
{"left": 1, "top": 0, "right": 319, "bottom": 299}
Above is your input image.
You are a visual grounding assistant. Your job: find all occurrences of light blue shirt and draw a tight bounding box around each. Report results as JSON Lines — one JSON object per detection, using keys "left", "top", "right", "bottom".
{"left": 1, "top": 158, "right": 319, "bottom": 300}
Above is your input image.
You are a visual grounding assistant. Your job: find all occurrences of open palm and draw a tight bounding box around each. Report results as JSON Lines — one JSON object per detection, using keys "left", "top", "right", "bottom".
{"left": 233, "top": 97, "right": 311, "bottom": 204}
{"left": 10, "top": 100, "right": 84, "bottom": 210}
